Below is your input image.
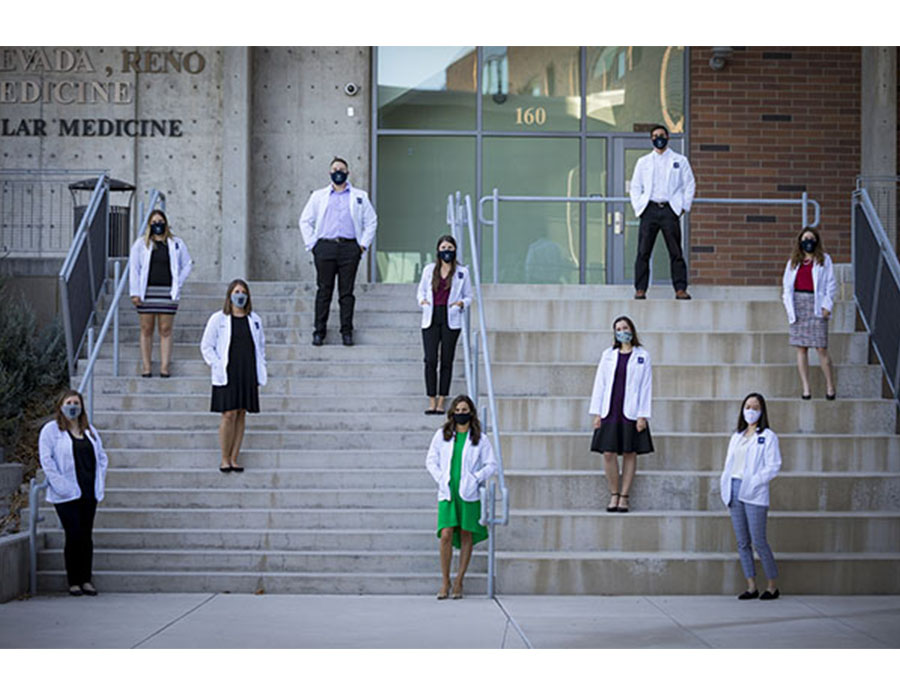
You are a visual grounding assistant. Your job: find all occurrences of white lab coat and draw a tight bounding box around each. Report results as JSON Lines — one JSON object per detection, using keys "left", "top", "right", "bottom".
{"left": 588, "top": 346, "right": 652, "bottom": 420}
{"left": 781, "top": 253, "right": 837, "bottom": 324}
{"left": 200, "top": 310, "right": 268, "bottom": 387}
{"left": 128, "top": 236, "right": 193, "bottom": 302}
{"left": 629, "top": 149, "right": 696, "bottom": 217}
{"left": 298, "top": 182, "right": 378, "bottom": 252}
{"left": 425, "top": 428, "right": 498, "bottom": 503}
{"left": 38, "top": 420, "right": 108, "bottom": 504}
{"left": 720, "top": 428, "right": 782, "bottom": 508}
{"left": 416, "top": 263, "right": 473, "bottom": 330}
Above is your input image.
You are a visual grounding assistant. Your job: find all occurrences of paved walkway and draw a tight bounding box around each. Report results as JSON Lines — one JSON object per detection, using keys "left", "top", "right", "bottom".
{"left": 1, "top": 594, "right": 898, "bottom": 648}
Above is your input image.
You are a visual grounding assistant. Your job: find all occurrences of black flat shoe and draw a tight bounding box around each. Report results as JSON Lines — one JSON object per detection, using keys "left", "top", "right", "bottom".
{"left": 760, "top": 588, "right": 780, "bottom": 600}
{"left": 81, "top": 582, "right": 98, "bottom": 596}
{"left": 68, "top": 585, "right": 83, "bottom": 597}
{"left": 159, "top": 372, "right": 171, "bottom": 378}
{"left": 230, "top": 465, "right": 245, "bottom": 473}
{"left": 219, "top": 466, "right": 232, "bottom": 473}
{"left": 826, "top": 393, "right": 836, "bottom": 400}
{"left": 801, "top": 394, "right": 811, "bottom": 400}
{"left": 342, "top": 333, "right": 354, "bottom": 346}
{"left": 738, "top": 589, "right": 760, "bottom": 600}
{"left": 312, "top": 334, "right": 324, "bottom": 346}
{"left": 606, "top": 493, "right": 619, "bottom": 513}
{"left": 141, "top": 372, "right": 152, "bottom": 378}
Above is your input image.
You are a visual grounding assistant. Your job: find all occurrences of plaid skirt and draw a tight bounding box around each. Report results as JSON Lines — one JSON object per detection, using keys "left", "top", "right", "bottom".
{"left": 136, "top": 285, "right": 179, "bottom": 315}
{"left": 789, "top": 291, "right": 828, "bottom": 348}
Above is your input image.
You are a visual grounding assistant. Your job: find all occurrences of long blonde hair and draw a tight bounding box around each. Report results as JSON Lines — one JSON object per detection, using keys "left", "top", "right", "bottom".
{"left": 142, "top": 209, "right": 175, "bottom": 248}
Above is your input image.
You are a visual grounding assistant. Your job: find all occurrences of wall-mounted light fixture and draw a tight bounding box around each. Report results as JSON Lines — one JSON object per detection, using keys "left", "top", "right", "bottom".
{"left": 709, "top": 47, "right": 734, "bottom": 71}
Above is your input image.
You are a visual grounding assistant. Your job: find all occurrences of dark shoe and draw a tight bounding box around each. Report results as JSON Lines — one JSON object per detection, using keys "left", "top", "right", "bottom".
{"left": 675, "top": 290, "right": 692, "bottom": 300}
{"left": 230, "top": 465, "right": 245, "bottom": 473}
{"left": 219, "top": 466, "right": 232, "bottom": 473}
{"left": 738, "top": 589, "right": 760, "bottom": 600}
{"left": 312, "top": 334, "right": 324, "bottom": 346}
{"left": 451, "top": 583, "right": 463, "bottom": 599}
{"left": 425, "top": 409, "right": 443, "bottom": 415}
{"left": 634, "top": 290, "right": 647, "bottom": 300}
{"left": 760, "top": 588, "right": 780, "bottom": 600}
{"left": 68, "top": 585, "right": 83, "bottom": 597}
{"left": 826, "top": 392, "right": 836, "bottom": 401}
{"left": 801, "top": 394, "right": 811, "bottom": 400}
{"left": 159, "top": 372, "right": 171, "bottom": 378}
{"left": 342, "top": 333, "right": 354, "bottom": 346}
{"left": 437, "top": 585, "right": 450, "bottom": 600}
{"left": 81, "top": 582, "right": 98, "bottom": 596}
{"left": 617, "top": 494, "right": 630, "bottom": 513}
{"left": 606, "top": 493, "right": 619, "bottom": 513}
{"left": 141, "top": 372, "right": 152, "bottom": 378}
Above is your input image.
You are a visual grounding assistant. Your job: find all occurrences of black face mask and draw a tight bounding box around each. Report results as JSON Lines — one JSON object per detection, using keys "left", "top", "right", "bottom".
{"left": 801, "top": 239, "right": 817, "bottom": 253}
{"left": 150, "top": 222, "right": 166, "bottom": 236}
{"left": 453, "top": 412, "right": 472, "bottom": 425}
{"left": 652, "top": 136, "right": 668, "bottom": 150}
{"left": 330, "top": 170, "right": 348, "bottom": 185}
{"left": 438, "top": 250, "right": 456, "bottom": 263}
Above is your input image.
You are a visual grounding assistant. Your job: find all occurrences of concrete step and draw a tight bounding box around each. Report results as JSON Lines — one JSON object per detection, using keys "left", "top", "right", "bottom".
{"left": 37, "top": 570, "right": 487, "bottom": 594}
{"left": 103, "top": 468, "right": 434, "bottom": 490}
{"left": 105, "top": 448, "right": 429, "bottom": 470}
{"left": 38, "top": 548, "right": 487, "bottom": 574}
{"left": 497, "top": 511, "right": 900, "bottom": 553}
{"left": 494, "top": 552, "right": 900, "bottom": 595}
{"left": 501, "top": 433, "right": 900, "bottom": 473}
{"left": 505, "top": 471, "right": 900, "bottom": 512}
{"left": 98, "top": 326, "right": 431, "bottom": 347}
{"left": 98, "top": 429, "right": 436, "bottom": 450}
{"left": 92, "top": 398, "right": 897, "bottom": 435}
{"left": 97, "top": 342, "right": 447, "bottom": 362}
{"left": 0, "top": 463, "right": 24, "bottom": 495}
{"left": 108, "top": 310, "right": 422, "bottom": 330}
{"left": 104, "top": 292, "right": 424, "bottom": 315}
{"left": 95, "top": 376, "right": 463, "bottom": 396}
{"left": 97, "top": 488, "right": 436, "bottom": 509}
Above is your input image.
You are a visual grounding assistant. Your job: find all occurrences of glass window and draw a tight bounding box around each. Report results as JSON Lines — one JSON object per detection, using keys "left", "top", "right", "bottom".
{"left": 482, "top": 137, "right": 580, "bottom": 283}
{"left": 586, "top": 46, "right": 685, "bottom": 133}
{"left": 585, "top": 138, "right": 608, "bottom": 284}
{"left": 482, "top": 46, "right": 581, "bottom": 132}
{"left": 377, "top": 47, "right": 477, "bottom": 130}
{"left": 375, "top": 136, "right": 475, "bottom": 283}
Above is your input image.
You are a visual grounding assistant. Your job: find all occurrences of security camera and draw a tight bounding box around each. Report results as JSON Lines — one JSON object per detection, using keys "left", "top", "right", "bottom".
{"left": 344, "top": 82, "right": 360, "bottom": 96}
{"left": 709, "top": 47, "right": 733, "bottom": 71}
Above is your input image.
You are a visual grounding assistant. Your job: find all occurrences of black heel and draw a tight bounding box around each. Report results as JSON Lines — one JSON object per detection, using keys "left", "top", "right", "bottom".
{"left": 606, "top": 493, "right": 619, "bottom": 513}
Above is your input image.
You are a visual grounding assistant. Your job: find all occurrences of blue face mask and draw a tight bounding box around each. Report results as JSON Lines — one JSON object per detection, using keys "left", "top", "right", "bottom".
{"left": 150, "top": 221, "right": 166, "bottom": 236}
{"left": 330, "top": 170, "right": 348, "bottom": 185}
{"left": 438, "top": 250, "right": 456, "bottom": 263}
{"left": 801, "top": 238, "right": 817, "bottom": 253}
{"left": 231, "top": 292, "right": 248, "bottom": 308}
{"left": 652, "top": 136, "right": 668, "bottom": 150}
{"left": 616, "top": 330, "right": 633, "bottom": 344}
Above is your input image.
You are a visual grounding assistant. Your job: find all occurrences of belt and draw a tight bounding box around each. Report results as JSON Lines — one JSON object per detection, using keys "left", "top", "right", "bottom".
{"left": 652, "top": 201, "right": 669, "bottom": 209}
{"left": 320, "top": 237, "right": 357, "bottom": 243}
{"left": 795, "top": 290, "right": 814, "bottom": 294}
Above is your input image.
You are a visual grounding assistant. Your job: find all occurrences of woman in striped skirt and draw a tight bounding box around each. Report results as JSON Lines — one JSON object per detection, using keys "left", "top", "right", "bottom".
{"left": 128, "top": 210, "right": 193, "bottom": 377}
{"left": 781, "top": 227, "right": 837, "bottom": 400}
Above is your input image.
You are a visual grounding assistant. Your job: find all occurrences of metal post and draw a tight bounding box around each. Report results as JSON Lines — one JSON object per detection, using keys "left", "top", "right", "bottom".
{"left": 86, "top": 327, "right": 94, "bottom": 421}
{"left": 492, "top": 188, "right": 499, "bottom": 284}
{"left": 113, "top": 261, "right": 120, "bottom": 377}
{"left": 487, "top": 481, "right": 496, "bottom": 598}
{"left": 802, "top": 192, "right": 809, "bottom": 229}
{"left": 472, "top": 330, "right": 480, "bottom": 403}
{"left": 28, "top": 479, "right": 37, "bottom": 596}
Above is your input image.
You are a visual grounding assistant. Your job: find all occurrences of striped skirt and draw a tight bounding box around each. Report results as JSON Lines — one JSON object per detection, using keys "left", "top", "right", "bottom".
{"left": 789, "top": 290, "right": 827, "bottom": 348}
{"left": 136, "top": 285, "right": 179, "bottom": 315}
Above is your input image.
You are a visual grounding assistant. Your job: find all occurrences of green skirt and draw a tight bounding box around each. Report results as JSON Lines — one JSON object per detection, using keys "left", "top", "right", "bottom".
{"left": 437, "top": 491, "right": 489, "bottom": 549}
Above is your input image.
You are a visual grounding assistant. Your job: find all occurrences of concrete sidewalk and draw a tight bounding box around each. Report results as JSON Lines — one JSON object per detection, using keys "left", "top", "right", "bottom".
{"left": 0, "top": 594, "right": 897, "bottom": 648}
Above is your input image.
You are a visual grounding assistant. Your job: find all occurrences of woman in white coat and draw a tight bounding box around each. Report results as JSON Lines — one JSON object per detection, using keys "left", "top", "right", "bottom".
{"left": 425, "top": 395, "right": 498, "bottom": 599}
{"left": 38, "top": 389, "right": 109, "bottom": 596}
{"left": 589, "top": 315, "right": 654, "bottom": 513}
{"left": 200, "top": 279, "right": 267, "bottom": 473}
{"left": 720, "top": 392, "right": 782, "bottom": 600}
{"left": 417, "top": 235, "right": 472, "bottom": 415}
{"left": 128, "top": 209, "right": 193, "bottom": 377}
{"left": 781, "top": 227, "right": 837, "bottom": 400}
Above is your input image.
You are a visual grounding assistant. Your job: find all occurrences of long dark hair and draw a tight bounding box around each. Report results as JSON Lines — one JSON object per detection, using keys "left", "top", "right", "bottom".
{"left": 442, "top": 394, "right": 481, "bottom": 445}
{"left": 53, "top": 389, "right": 94, "bottom": 440}
{"left": 736, "top": 392, "right": 770, "bottom": 434}
{"left": 612, "top": 315, "right": 642, "bottom": 349}
{"left": 431, "top": 235, "right": 458, "bottom": 292}
{"left": 223, "top": 279, "right": 253, "bottom": 315}
{"left": 790, "top": 227, "right": 825, "bottom": 268}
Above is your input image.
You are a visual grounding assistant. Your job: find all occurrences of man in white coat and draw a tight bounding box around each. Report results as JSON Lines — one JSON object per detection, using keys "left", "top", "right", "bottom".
{"left": 298, "top": 157, "right": 378, "bottom": 346}
{"left": 629, "top": 124, "right": 696, "bottom": 300}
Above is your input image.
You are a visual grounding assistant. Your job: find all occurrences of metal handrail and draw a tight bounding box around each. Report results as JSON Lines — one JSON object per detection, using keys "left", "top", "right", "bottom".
{"left": 28, "top": 477, "right": 49, "bottom": 595}
{"left": 477, "top": 190, "right": 822, "bottom": 283}
{"left": 78, "top": 189, "right": 164, "bottom": 421}
{"left": 447, "top": 191, "right": 510, "bottom": 599}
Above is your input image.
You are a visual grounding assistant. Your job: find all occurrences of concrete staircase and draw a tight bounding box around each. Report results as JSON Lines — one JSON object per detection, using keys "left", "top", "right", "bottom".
{"left": 33, "top": 281, "right": 900, "bottom": 594}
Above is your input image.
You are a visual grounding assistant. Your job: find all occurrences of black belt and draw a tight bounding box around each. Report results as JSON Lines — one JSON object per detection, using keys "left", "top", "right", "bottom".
{"left": 320, "top": 237, "right": 357, "bottom": 243}
{"left": 795, "top": 290, "right": 814, "bottom": 294}
{"left": 652, "top": 201, "right": 669, "bottom": 209}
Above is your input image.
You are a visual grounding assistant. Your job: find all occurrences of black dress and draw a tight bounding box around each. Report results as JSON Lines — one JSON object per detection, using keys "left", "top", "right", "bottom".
{"left": 210, "top": 315, "right": 260, "bottom": 413}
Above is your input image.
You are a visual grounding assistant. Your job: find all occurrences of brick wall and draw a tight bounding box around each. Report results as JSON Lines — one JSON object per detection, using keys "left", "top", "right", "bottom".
{"left": 688, "top": 47, "right": 860, "bottom": 285}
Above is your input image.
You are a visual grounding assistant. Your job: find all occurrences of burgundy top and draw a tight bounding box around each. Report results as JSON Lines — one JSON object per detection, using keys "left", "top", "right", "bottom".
{"left": 433, "top": 275, "right": 451, "bottom": 306}
{"left": 608, "top": 350, "right": 634, "bottom": 424}
{"left": 795, "top": 259, "right": 814, "bottom": 292}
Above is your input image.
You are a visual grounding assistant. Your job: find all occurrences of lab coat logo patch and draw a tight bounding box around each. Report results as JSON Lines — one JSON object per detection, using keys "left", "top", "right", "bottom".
{"left": 458, "top": 272, "right": 463, "bottom": 279}
{"left": 673, "top": 163, "right": 680, "bottom": 168}
{"left": 255, "top": 322, "right": 260, "bottom": 330}
{"left": 758, "top": 436, "right": 765, "bottom": 444}
{"left": 637, "top": 357, "right": 644, "bottom": 364}
{"left": 356, "top": 196, "right": 362, "bottom": 204}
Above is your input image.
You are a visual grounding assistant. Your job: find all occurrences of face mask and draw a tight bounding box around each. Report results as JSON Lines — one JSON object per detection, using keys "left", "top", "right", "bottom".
{"left": 652, "top": 136, "right": 668, "bottom": 150}
{"left": 62, "top": 403, "right": 81, "bottom": 420}
{"left": 438, "top": 250, "right": 456, "bottom": 263}
{"left": 231, "top": 292, "right": 248, "bottom": 308}
{"left": 743, "top": 408, "right": 761, "bottom": 425}
{"left": 615, "top": 330, "right": 633, "bottom": 344}
{"left": 150, "top": 221, "right": 166, "bottom": 236}
{"left": 330, "top": 170, "right": 348, "bottom": 185}
{"left": 453, "top": 412, "right": 472, "bottom": 425}
{"left": 801, "top": 239, "right": 817, "bottom": 253}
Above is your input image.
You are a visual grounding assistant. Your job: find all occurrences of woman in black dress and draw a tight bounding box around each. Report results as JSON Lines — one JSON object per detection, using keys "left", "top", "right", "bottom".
{"left": 200, "top": 280, "right": 267, "bottom": 472}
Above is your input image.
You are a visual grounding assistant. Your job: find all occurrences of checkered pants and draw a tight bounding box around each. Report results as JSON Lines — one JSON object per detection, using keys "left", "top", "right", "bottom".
{"left": 728, "top": 477, "right": 779, "bottom": 579}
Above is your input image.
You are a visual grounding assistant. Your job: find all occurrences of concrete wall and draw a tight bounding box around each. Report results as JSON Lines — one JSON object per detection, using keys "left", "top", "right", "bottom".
{"left": 0, "top": 532, "right": 30, "bottom": 603}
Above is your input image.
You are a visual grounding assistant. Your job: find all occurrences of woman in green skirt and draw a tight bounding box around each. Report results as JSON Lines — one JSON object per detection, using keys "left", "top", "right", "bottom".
{"left": 425, "top": 395, "right": 498, "bottom": 600}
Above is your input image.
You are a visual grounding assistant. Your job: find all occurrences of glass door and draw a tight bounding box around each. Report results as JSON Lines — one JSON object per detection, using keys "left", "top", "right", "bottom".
{"left": 608, "top": 136, "right": 686, "bottom": 285}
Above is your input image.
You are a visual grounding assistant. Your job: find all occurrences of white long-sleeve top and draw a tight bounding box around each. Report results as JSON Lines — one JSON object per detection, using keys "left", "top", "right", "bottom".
{"left": 128, "top": 236, "right": 192, "bottom": 302}
{"left": 720, "top": 428, "right": 782, "bottom": 507}
{"left": 781, "top": 253, "right": 837, "bottom": 324}
{"left": 588, "top": 346, "right": 653, "bottom": 420}
{"left": 416, "top": 263, "right": 473, "bottom": 330}
{"left": 200, "top": 311, "right": 268, "bottom": 387}
{"left": 38, "top": 421, "right": 108, "bottom": 504}
{"left": 425, "top": 428, "right": 498, "bottom": 502}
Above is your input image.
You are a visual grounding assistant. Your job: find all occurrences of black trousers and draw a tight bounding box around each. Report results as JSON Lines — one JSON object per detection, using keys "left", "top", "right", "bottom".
{"left": 54, "top": 496, "right": 97, "bottom": 586}
{"left": 634, "top": 202, "right": 688, "bottom": 292}
{"left": 313, "top": 238, "right": 362, "bottom": 336}
{"left": 422, "top": 305, "right": 461, "bottom": 397}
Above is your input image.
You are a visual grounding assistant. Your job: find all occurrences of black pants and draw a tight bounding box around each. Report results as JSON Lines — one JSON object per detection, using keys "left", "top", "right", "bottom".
{"left": 634, "top": 202, "right": 688, "bottom": 292}
{"left": 313, "top": 238, "right": 362, "bottom": 336}
{"left": 422, "top": 305, "right": 461, "bottom": 397}
{"left": 54, "top": 496, "right": 97, "bottom": 586}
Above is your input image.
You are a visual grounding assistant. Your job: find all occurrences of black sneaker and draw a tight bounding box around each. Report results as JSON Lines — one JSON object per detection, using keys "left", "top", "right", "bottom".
{"left": 760, "top": 588, "right": 780, "bottom": 600}
{"left": 312, "top": 334, "right": 325, "bottom": 346}
{"left": 342, "top": 333, "right": 354, "bottom": 346}
{"left": 737, "top": 589, "right": 759, "bottom": 600}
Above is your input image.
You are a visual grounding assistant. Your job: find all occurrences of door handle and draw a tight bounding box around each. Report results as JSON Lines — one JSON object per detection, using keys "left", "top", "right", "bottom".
{"left": 614, "top": 211, "right": 623, "bottom": 235}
